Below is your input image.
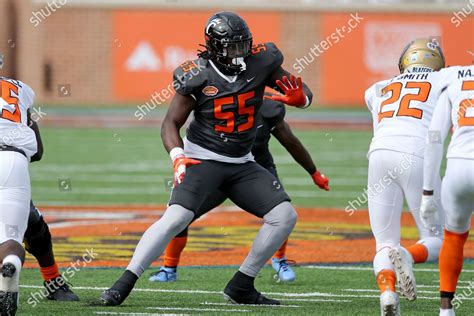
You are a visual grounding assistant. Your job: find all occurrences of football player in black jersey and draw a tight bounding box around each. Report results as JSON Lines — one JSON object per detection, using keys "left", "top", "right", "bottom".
{"left": 100, "top": 11, "right": 325, "bottom": 306}
{"left": 149, "top": 97, "right": 330, "bottom": 283}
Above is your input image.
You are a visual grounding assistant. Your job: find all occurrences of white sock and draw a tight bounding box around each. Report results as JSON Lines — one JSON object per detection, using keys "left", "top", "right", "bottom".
{"left": 439, "top": 308, "right": 455, "bottom": 316}
{"left": 373, "top": 247, "right": 394, "bottom": 275}
{"left": 1, "top": 255, "right": 22, "bottom": 292}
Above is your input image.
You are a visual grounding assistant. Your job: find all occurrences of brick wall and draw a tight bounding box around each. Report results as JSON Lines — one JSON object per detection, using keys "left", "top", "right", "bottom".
{"left": 2, "top": 2, "right": 328, "bottom": 105}
{"left": 2, "top": 2, "right": 468, "bottom": 106}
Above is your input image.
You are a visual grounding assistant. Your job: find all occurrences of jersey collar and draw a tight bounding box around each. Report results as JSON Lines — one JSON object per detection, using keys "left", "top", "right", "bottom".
{"left": 209, "top": 60, "right": 237, "bottom": 83}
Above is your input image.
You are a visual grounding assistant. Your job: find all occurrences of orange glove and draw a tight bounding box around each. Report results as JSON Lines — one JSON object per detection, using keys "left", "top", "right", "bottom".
{"left": 311, "top": 170, "right": 330, "bottom": 191}
{"left": 173, "top": 155, "right": 201, "bottom": 185}
{"left": 265, "top": 75, "right": 307, "bottom": 107}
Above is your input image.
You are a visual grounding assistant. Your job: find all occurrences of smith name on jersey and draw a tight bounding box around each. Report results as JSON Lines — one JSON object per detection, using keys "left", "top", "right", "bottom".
{"left": 173, "top": 42, "right": 283, "bottom": 158}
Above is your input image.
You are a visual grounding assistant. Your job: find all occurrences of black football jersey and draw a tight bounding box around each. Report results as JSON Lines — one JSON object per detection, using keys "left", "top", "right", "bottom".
{"left": 173, "top": 42, "right": 283, "bottom": 158}
{"left": 251, "top": 99, "right": 285, "bottom": 169}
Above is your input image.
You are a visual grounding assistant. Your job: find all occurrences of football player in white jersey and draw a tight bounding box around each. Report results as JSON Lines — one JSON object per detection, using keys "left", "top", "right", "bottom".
{"left": 0, "top": 53, "right": 43, "bottom": 315}
{"left": 421, "top": 65, "right": 474, "bottom": 316}
{"left": 365, "top": 38, "right": 446, "bottom": 315}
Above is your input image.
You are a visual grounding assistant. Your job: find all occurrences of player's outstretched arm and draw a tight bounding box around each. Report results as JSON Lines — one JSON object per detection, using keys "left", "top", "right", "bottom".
{"left": 266, "top": 66, "right": 313, "bottom": 108}
{"left": 272, "top": 119, "right": 329, "bottom": 191}
{"left": 161, "top": 93, "right": 195, "bottom": 153}
{"left": 28, "top": 109, "right": 43, "bottom": 162}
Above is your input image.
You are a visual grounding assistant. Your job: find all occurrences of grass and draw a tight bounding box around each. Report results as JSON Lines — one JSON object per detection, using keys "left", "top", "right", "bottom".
{"left": 30, "top": 127, "right": 371, "bottom": 208}
{"left": 18, "top": 264, "right": 474, "bottom": 315}
{"left": 23, "top": 122, "right": 462, "bottom": 315}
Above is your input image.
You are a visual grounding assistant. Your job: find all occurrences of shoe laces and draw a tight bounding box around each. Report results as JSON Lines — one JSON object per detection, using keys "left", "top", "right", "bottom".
{"left": 151, "top": 269, "right": 175, "bottom": 280}
{"left": 277, "top": 259, "right": 296, "bottom": 273}
{"left": 45, "top": 277, "right": 73, "bottom": 293}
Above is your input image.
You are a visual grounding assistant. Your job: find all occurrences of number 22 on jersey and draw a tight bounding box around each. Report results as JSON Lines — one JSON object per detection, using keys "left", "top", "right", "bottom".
{"left": 378, "top": 81, "right": 431, "bottom": 122}
{"left": 0, "top": 80, "right": 21, "bottom": 123}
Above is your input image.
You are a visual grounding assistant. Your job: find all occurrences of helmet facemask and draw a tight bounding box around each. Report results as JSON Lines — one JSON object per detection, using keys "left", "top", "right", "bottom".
{"left": 211, "top": 37, "right": 252, "bottom": 75}
{"left": 0, "top": 54, "right": 4, "bottom": 70}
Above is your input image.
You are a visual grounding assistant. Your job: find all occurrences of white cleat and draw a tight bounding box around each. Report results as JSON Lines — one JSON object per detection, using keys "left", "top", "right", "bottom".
{"left": 439, "top": 308, "right": 456, "bottom": 316}
{"left": 389, "top": 247, "right": 417, "bottom": 301}
{"left": 380, "top": 290, "right": 401, "bottom": 316}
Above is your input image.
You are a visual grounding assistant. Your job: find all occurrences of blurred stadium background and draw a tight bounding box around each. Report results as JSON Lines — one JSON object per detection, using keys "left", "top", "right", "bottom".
{"left": 1, "top": 0, "right": 473, "bottom": 314}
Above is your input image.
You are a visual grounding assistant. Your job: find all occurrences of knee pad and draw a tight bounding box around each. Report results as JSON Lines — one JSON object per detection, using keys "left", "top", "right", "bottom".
{"left": 23, "top": 215, "right": 53, "bottom": 257}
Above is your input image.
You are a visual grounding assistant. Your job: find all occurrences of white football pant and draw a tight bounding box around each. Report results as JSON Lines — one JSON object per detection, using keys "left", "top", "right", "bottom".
{"left": 368, "top": 150, "right": 443, "bottom": 274}
{"left": 442, "top": 158, "right": 474, "bottom": 234}
{"left": 0, "top": 152, "right": 31, "bottom": 244}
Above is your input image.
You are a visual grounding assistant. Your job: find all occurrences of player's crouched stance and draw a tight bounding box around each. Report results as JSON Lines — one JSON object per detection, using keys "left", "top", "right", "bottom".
{"left": 0, "top": 68, "right": 42, "bottom": 315}
{"left": 420, "top": 65, "right": 474, "bottom": 316}
{"left": 365, "top": 39, "right": 446, "bottom": 315}
{"left": 100, "top": 11, "right": 313, "bottom": 306}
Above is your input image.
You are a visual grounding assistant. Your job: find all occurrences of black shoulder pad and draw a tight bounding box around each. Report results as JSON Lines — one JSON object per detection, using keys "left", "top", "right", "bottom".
{"left": 172, "top": 59, "right": 207, "bottom": 96}
{"left": 251, "top": 42, "right": 284, "bottom": 72}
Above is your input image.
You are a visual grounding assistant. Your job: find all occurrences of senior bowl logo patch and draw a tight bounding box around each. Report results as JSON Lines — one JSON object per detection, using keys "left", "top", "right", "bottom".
{"left": 202, "top": 85, "right": 219, "bottom": 96}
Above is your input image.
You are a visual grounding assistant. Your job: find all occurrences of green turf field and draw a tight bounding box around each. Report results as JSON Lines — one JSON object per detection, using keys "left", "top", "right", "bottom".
{"left": 30, "top": 127, "right": 371, "bottom": 208}
{"left": 18, "top": 264, "right": 474, "bottom": 315}
{"left": 24, "top": 119, "right": 462, "bottom": 315}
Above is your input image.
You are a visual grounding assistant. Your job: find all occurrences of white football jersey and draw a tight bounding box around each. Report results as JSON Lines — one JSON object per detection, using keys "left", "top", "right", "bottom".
{"left": 365, "top": 71, "right": 445, "bottom": 157}
{"left": 436, "top": 65, "right": 474, "bottom": 160}
{"left": 0, "top": 77, "right": 37, "bottom": 158}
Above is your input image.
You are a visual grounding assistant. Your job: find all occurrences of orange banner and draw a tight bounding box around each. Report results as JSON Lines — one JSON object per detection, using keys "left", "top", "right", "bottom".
{"left": 112, "top": 11, "right": 281, "bottom": 102}
{"left": 319, "top": 13, "right": 474, "bottom": 106}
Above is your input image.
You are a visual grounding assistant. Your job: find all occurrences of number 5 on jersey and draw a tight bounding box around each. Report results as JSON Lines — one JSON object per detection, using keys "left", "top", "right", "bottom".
{"left": 0, "top": 80, "right": 21, "bottom": 123}
{"left": 214, "top": 91, "right": 255, "bottom": 133}
{"left": 378, "top": 81, "right": 432, "bottom": 122}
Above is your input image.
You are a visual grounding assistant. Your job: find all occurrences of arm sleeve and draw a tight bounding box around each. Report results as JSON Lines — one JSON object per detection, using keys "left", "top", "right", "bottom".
{"left": 423, "top": 89, "right": 452, "bottom": 191}
{"left": 365, "top": 86, "right": 378, "bottom": 130}
{"left": 20, "top": 81, "right": 35, "bottom": 109}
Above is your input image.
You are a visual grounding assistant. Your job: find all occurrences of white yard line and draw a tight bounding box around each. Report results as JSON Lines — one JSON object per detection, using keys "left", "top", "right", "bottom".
{"left": 201, "top": 302, "right": 300, "bottom": 308}
{"left": 95, "top": 313, "right": 187, "bottom": 316}
{"left": 343, "top": 289, "right": 439, "bottom": 294}
{"left": 304, "top": 265, "right": 474, "bottom": 273}
{"left": 21, "top": 284, "right": 466, "bottom": 303}
{"left": 280, "top": 298, "right": 352, "bottom": 303}
{"left": 146, "top": 307, "right": 250, "bottom": 312}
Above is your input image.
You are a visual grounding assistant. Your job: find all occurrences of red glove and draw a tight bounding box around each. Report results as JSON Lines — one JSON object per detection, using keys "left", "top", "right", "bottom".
{"left": 312, "top": 170, "right": 330, "bottom": 191}
{"left": 173, "top": 155, "right": 201, "bottom": 185}
{"left": 265, "top": 75, "right": 307, "bottom": 107}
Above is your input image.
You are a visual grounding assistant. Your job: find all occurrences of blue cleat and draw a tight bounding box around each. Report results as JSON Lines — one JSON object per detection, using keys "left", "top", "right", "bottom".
{"left": 272, "top": 258, "right": 296, "bottom": 282}
{"left": 149, "top": 267, "right": 177, "bottom": 282}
